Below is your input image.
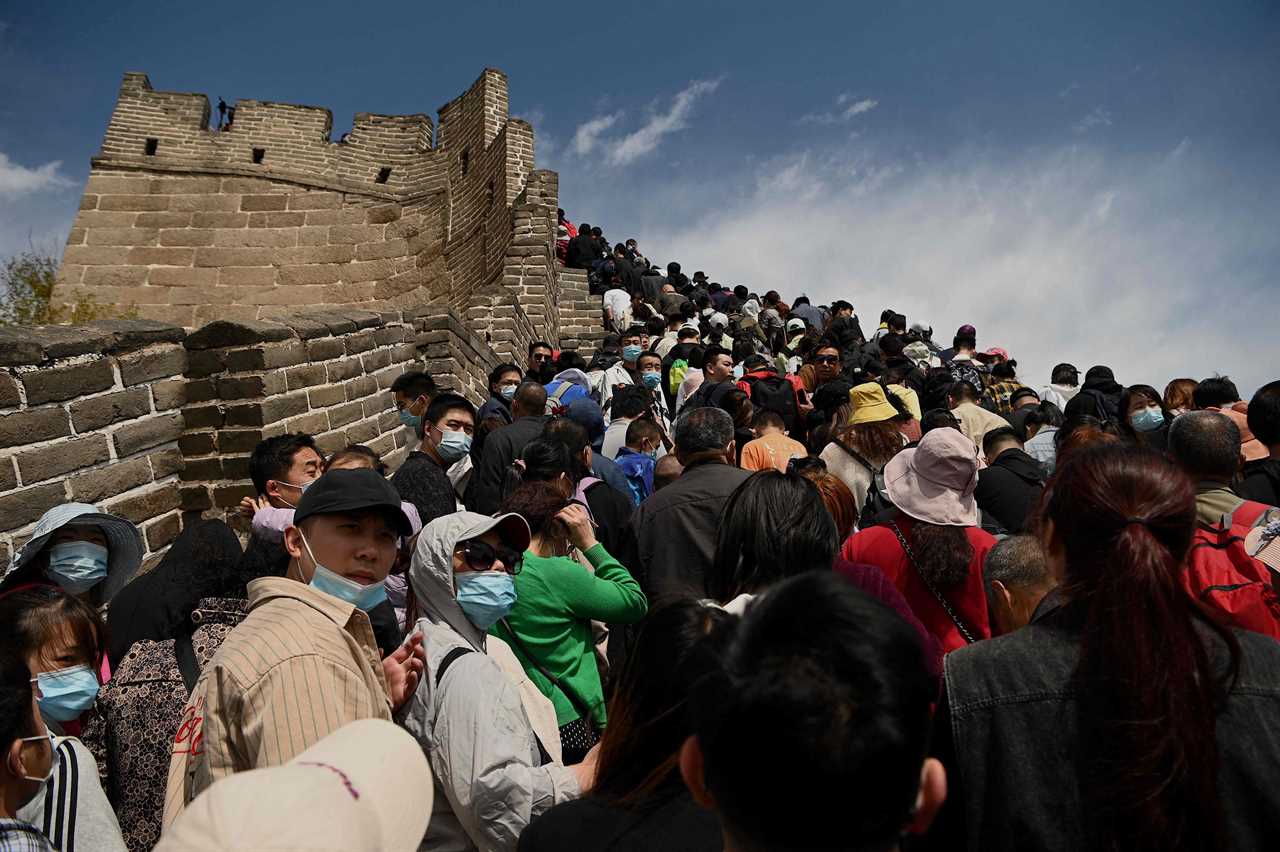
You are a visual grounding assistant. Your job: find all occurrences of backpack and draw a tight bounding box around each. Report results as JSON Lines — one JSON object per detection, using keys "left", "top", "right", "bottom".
{"left": 743, "top": 374, "right": 799, "bottom": 431}
{"left": 1185, "top": 505, "right": 1280, "bottom": 640}
{"left": 668, "top": 358, "right": 689, "bottom": 399}
{"left": 545, "top": 381, "right": 576, "bottom": 416}
{"left": 836, "top": 439, "right": 894, "bottom": 529}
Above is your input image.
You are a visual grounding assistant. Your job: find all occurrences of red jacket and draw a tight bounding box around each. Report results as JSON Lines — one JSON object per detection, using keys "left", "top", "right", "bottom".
{"left": 841, "top": 517, "right": 995, "bottom": 653}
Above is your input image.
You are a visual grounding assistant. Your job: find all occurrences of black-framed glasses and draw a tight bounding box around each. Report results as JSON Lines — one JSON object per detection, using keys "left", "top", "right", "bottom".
{"left": 460, "top": 539, "right": 523, "bottom": 575}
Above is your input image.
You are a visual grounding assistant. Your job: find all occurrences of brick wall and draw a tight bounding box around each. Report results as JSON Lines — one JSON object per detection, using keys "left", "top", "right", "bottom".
{"left": 557, "top": 268, "right": 607, "bottom": 359}
{"left": 0, "top": 321, "right": 188, "bottom": 568}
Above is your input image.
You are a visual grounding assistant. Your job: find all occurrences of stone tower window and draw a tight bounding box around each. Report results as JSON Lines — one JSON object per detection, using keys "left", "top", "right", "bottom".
{"left": 144, "top": 138, "right": 158, "bottom": 156}
{"left": 376, "top": 167, "right": 392, "bottom": 184}
{"left": 252, "top": 148, "right": 265, "bottom": 164}
{"left": 461, "top": 149, "right": 470, "bottom": 176}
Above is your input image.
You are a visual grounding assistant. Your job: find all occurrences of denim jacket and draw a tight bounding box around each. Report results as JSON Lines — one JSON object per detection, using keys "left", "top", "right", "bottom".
{"left": 925, "top": 591, "right": 1280, "bottom": 851}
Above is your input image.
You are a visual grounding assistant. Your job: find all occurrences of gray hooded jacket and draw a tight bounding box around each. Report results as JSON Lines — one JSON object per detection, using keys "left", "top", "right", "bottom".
{"left": 399, "top": 512, "right": 580, "bottom": 852}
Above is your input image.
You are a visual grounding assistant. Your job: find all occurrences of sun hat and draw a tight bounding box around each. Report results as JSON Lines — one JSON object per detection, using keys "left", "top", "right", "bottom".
{"left": 883, "top": 428, "right": 980, "bottom": 526}
{"left": 5, "top": 503, "right": 144, "bottom": 601}
{"left": 847, "top": 382, "right": 899, "bottom": 425}
{"left": 156, "top": 719, "right": 432, "bottom": 852}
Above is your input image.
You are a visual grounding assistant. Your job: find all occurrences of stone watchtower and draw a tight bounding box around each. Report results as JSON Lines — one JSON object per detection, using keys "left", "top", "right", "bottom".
{"left": 54, "top": 67, "right": 598, "bottom": 362}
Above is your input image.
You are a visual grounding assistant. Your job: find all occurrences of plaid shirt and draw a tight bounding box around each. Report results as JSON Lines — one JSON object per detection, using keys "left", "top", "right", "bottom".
{"left": 0, "top": 821, "right": 54, "bottom": 852}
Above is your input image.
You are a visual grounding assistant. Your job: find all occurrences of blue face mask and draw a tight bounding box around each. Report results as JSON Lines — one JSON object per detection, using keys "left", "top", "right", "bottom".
{"left": 399, "top": 409, "right": 421, "bottom": 430}
{"left": 500, "top": 384, "right": 517, "bottom": 401}
{"left": 455, "top": 571, "right": 517, "bottom": 630}
{"left": 35, "top": 665, "right": 101, "bottom": 722}
{"left": 1131, "top": 407, "right": 1165, "bottom": 433}
{"left": 436, "top": 429, "right": 472, "bottom": 464}
{"left": 301, "top": 534, "right": 388, "bottom": 611}
{"left": 45, "top": 541, "right": 109, "bottom": 595}
{"left": 622, "top": 344, "right": 643, "bottom": 363}
{"left": 641, "top": 371, "right": 662, "bottom": 389}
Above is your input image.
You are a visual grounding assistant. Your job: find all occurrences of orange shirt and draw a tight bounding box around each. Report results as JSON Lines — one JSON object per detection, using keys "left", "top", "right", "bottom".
{"left": 740, "top": 432, "right": 807, "bottom": 472}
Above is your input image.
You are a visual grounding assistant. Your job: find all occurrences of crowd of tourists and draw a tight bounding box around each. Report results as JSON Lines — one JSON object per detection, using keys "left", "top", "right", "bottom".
{"left": 2, "top": 220, "right": 1280, "bottom": 851}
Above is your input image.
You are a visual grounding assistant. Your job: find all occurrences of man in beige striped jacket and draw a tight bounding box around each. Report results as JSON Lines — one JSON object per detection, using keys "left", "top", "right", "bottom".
{"left": 162, "top": 468, "right": 425, "bottom": 828}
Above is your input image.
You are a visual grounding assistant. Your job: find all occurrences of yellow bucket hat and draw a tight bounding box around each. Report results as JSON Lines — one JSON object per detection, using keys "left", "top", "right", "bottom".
{"left": 847, "top": 382, "right": 899, "bottom": 425}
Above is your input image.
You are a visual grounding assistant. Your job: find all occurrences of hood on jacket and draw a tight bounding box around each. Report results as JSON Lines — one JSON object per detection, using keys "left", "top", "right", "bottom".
{"left": 409, "top": 512, "right": 531, "bottom": 651}
{"left": 552, "top": 368, "right": 591, "bottom": 392}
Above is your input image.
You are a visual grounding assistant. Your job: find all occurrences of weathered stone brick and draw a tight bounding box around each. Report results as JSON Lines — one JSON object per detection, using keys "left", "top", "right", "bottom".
{"left": 307, "top": 384, "right": 345, "bottom": 408}
{"left": 0, "top": 460, "right": 16, "bottom": 492}
{"left": 212, "top": 229, "right": 297, "bottom": 248}
{"left": 360, "top": 348, "right": 393, "bottom": 373}
{"left": 17, "top": 435, "right": 111, "bottom": 484}
{"left": 0, "top": 374, "right": 19, "bottom": 409}
{"left": 288, "top": 192, "right": 342, "bottom": 211}
{"left": 149, "top": 447, "right": 184, "bottom": 478}
{"left": 285, "top": 363, "right": 327, "bottom": 390}
{"left": 66, "top": 387, "right": 148, "bottom": 432}
{"left": 82, "top": 265, "right": 148, "bottom": 287}
{"left": 0, "top": 483, "right": 66, "bottom": 531}
{"left": 282, "top": 410, "right": 330, "bottom": 436}
{"left": 135, "top": 212, "right": 194, "bottom": 229}
{"left": 248, "top": 211, "right": 305, "bottom": 228}
{"left": 240, "top": 194, "right": 289, "bottom": 212}
{"left": 0, "top": 409, "right": 71, "bottom": 449}
{"left": 144, "top": 512, "right": 182, "bottom": 551}
{"left": 194, "top": 247, "right": 275, "bottom": 267}
{"left": 180, "top": 485, "right": 212, "bottom": 511}
{"left": 327, "top": 400, "right": 363, "bottom": 428}
{"left": 183, "top": 349, "right": 226, "bottom": 378}
{"left": 224, "top": 341, "right": 305, "bottom": 371}
{"left": 218, "top": 266, "right": 276, "bottom": 287}
{"left": 118, "top": 345, "right": 186, "bottom": 386}
{"left": 279, "top": 264, "right": 341, "bottom": 287}
{"left": 183, "top": 378, "right": 218, "bottom": 404}
{"left": 169, "top": 194, "right": 240, "bottom": 212}
{"left": 327, "top": 224, "right": 383, "bottom": 245}
{"left": 98, "top": 195, "right": 169, "bottom": 212}
{"left": 178, "top": 432, "right": 216, "bottom": 456}
{"left": 182, "top": 404, "right": 224, "bottom": 428}
{"left": 216, "top": 374, "right": 279, "bottom": 399}
{"left": 106, "top": 482, "right": 180, "bottom": 524}
{"left": 221, "top": 455, "right": 251, "bottom": 480}
{"left": 344, "top": 417, "right": 380, "bottom": 444}
{"left": 152, "top": 378, "right": 185, "bottom": 411}
{"left": 21, "top": 359, "right": 115, "bottom": 405}
{"left": 212, "top": 483, "right": 255, "bottom": 509}
{"left": 114, "top": 413, "right": 183, "bottom": 456}
{"left": 326, "top": 357, "right": 363, "bottom": 383}
{"left": 343, "top": 330, "right": 378, "bottom": 355}
{"left": 306, "top": 338, "right": 346, "bottom": 361}
{"left": 343, "top": 375, "right": 378, "bottom": 401}
{"left": 68, "top": 456, "right": 151, "bottom": 504}
{"left": 179, "top": 457, "right": 222, "bottom": 482}
{"left": 259, "top": 392, "right": 310, "bottom": 424}
{"left": 216, "top": 429, "right": 264, "bottom": 453}
{"left": 126, "top": 247, "right": 196, "bottom": 266}
{"left": 159, "top": 229, "right": 216, "bottom": 247}
{"left": 147, "top": 266, "right": 217, "bottom": 288}
{"left": 192, "top": 212, "right": 249, "bottom": 228}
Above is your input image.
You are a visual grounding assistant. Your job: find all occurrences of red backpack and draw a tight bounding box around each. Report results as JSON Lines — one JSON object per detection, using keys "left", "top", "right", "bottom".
{"left": 1184, "top": 501, "right": 1280, "bottom": 640}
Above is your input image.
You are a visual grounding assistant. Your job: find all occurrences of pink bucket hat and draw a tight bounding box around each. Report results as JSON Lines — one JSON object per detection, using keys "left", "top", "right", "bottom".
{"left": 883, "top": 427, "right": 980, "bottom": 526}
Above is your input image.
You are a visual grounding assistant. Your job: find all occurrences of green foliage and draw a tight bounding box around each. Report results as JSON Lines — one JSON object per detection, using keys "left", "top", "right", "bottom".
{"left": 0, "top": 249, "right": 137, "bottom": 326}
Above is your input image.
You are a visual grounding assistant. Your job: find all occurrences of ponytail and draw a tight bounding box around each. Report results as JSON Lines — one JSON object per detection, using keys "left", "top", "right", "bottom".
{"left": 1047, "top": 446, "right": 1237, "bottom": 851}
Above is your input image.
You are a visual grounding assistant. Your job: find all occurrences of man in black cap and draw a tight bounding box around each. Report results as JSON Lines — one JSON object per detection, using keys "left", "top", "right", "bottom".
{"left": 164, "top": 468, "right": 426, "bottom": 824}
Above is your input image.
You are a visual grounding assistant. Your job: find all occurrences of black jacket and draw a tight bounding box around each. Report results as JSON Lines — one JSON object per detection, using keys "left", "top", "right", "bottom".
{"left": 464, "top": 415, "right": 547, "bottom": 514}
{"left": 518, "top": 785, "right": 720, "bottom": 852}
{"left": 975, "top": 448, "right": 1046, "bottom": 534}
{"left": 391, "top": 451, "right": 458, "bottom": 529}
{"left": 926, "top": 593, "right": 1280, "bottom": 851}
{"left": 634, "top": 459, "right": 752, "bottom": 600}
{"left": 1237, "top": 458, "right": 1280, "bottom": 507}
{"left": 564, "top": 234, "right": 599, "bottom": 270}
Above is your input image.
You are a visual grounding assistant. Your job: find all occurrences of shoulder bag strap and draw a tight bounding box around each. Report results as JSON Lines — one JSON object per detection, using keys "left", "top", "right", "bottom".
{"left": 834, "top": 438, "right": 877, "bottom": 476}
{"left": 434, "top": 645, "right": 553, "bottom": 765}
{"left": 499, "top": 618, "right": 601, "bottom": 734}
{"left": 889, "top": 520, "right": 979, "bottom": 644}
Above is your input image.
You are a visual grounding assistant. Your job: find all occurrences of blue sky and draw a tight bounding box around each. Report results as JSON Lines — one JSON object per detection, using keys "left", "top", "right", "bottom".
{"left": 2, "top": 1, "right": 1278, "bottom": 393}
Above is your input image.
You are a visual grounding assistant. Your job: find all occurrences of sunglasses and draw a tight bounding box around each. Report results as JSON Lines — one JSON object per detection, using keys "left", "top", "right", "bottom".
{"left": 460, "top": 539, "right": 523, "bottom": 575}
{"left": 814, "top": 355, "right": 841, "bottom": 365}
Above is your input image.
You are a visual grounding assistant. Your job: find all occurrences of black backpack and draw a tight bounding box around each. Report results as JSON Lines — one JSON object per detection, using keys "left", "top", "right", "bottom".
{"left": 835, "top": 439, "right": 894, "bottom": 529}
{"left": 744, "top": 374, "right": 799, "bottom": 431}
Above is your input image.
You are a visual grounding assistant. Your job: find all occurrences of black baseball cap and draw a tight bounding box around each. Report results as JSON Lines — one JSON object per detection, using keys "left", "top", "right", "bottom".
{"left": 293, "top": 468, "right": 412, "bottom": 536}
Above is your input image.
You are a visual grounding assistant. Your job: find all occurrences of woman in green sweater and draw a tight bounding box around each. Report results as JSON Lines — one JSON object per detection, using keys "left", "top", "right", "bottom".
{"left": 494, "top": 479, "right": 648, "bottom": 762}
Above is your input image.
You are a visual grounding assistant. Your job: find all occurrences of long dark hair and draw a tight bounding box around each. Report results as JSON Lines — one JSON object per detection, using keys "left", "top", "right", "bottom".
{"left": 907, "top": 520, "right": 973, "bottom": 588}
{"left": 1046, "top": 445, "right": 1238, "bottom": 851}
{"left": 706, "top": 471, "right": 838, "bottom": 602}
{"left": 592, "top": 600, "right": 735, "bottom": 805}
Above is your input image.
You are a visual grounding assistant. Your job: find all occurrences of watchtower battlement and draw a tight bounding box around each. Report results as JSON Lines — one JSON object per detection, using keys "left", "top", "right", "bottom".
{"left": 57, "top": 67, "right": 555, "bottom": 337}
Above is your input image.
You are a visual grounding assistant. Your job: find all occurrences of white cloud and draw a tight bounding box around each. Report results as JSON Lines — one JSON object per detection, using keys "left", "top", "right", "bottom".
{"left": 572, "top": 112, "right": 623, "bottom": 156}
{"left": 801, "top": 95, "right": 879, "bottom": 125}
{"left": 606, "top": 78, "right": 722, "bottom": 166}
{"left": 1074, "top": 106, "right": 1113, "bottom": 133}
{"left": 0, "top": 152, "right": 73, "bottom": 198}
{"left": 634, "top": 141, "right": 1276, "bottom": 396}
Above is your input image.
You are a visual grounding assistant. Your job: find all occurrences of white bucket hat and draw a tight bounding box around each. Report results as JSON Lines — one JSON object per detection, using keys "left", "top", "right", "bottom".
{"left": 156, "top": 719, "right": 433, "bottom": 852}
{"left": 884, "top": 428, "right": 980, "bottom": 527}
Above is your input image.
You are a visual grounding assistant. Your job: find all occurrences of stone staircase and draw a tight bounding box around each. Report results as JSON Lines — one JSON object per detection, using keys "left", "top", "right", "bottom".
{"left": 556, "top": 267, "right": 607, "bottom": 358}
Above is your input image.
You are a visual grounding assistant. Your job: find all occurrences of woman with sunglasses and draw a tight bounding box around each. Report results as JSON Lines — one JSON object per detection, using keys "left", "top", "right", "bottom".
{"left": 402, "top": 510, "right": 598, "bottom": 851}
{"left": 494, "top": 481, "right": 649, "bottom": 765}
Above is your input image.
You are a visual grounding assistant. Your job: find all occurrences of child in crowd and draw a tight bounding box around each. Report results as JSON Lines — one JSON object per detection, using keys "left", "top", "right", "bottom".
{"left": 613, "top": 418, "right": 663, "bottom": 505}
{"left": 740, "top": 409, "right": 808, "bottom": 472}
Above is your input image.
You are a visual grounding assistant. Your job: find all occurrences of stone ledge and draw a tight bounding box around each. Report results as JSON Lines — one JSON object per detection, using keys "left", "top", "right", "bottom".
{"left": 185, "top": 319, "right": 295, "bottom": 350}
{"left": 0, "top": 319, "right": 187, "bottom": 366}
